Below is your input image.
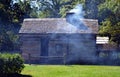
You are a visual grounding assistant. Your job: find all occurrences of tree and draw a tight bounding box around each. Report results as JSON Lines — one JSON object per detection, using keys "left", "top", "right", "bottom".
{"left": 10, "top": 0, "right": 32, "bottom": 22}
{"left": 38, "top": 0, "right": 73, "bottom": 18}
{"left": 0, "top": 30, "right": 14, "bottom": 51}
{"left": 84, "top": 0, "right": 106, "bottom": 19}
{"left": 0, "top": 0, "right": 12, "bottom": 23}
{"left": 99, "top": 0, "right": 120, "bottom": 47}
{"left": 84, "top": 0, "right": 98, "bottom": 19}
{"left": 0, "top": 0, "right": 32, "bottom": 52}
{"left": 36, "top": 0, "right": 84, "bottom": 18}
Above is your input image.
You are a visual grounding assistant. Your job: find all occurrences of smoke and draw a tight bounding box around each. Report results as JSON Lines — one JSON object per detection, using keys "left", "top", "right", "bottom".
{"left": 36, "top": 4, "right": 97, "bottom": 64}
{"left": 65, "top": 4, "right": 120, "bottom": 65}
{"left": 64, "top": 4, "right": 97, "bottom": 64}
{"left": 63, "top": 4, "right": 120, "bottom": 65}
{"left": 69, "top": 4, "right": 84, "bottom": 18}
{"left": 66, "top": 4, "right": 88, "bottom": 30}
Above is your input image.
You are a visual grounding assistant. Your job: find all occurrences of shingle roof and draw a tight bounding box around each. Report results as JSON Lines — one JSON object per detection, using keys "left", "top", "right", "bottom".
{"left": 19, "top": 18, "right": 98, "bottom": 34}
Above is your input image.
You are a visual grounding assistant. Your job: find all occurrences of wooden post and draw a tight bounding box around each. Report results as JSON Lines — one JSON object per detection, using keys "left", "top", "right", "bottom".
{"left": 63, "top": 53, "right": 66, "bottom": 65}
{"left": 28, "top": 53, "right": 31, "bottom": 65}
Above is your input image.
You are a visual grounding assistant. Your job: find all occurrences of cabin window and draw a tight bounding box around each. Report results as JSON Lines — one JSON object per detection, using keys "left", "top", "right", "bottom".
{"left": 55, "top": 44, "right": 63, "bottom": 56}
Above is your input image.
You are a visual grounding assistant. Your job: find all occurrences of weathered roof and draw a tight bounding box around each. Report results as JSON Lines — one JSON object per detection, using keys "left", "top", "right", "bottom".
{"left": 19, "top": 18, "right": 98, "bottom": 34}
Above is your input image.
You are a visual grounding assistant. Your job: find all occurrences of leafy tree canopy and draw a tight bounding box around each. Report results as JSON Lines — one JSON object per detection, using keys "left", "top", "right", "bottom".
{"left": 99, "top": 0, "right": 120, "bottom": 46}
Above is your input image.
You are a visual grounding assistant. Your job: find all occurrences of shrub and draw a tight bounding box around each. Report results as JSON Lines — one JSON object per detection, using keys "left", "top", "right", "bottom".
{"left": 0, "top": 53, "right": 24, "bottom": 74}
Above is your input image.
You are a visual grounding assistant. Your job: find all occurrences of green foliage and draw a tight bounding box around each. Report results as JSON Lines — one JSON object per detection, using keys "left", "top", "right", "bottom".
{"left": 0, "top": 0, "right": 30, "bottom": 52}
{"left": 37, "top": 0, "right": 84, "bottom": 18}
{"left": 99, "top": 0, "right": 120, "bottom": 46}
{"left": 99, "top": 19, "right": 112, "bottom": 35}
{"left": 10, "top": 0, "right": 32, "bottom": 22}
{"left": 0, "top": 53, "right": 24, "bottom": 74}
{"left": 98, "top": 0, "right": 120, "bottom": 22}
{"left": 0, "top": 30, "right": 14, "bottom": 51}
{"left": 99, "top": 0, "right": 120, "bottom": 13}
{"left": 84, "top": 0, "right": 98, "bottom": 19}
{"left": 0, "top": 28, "right": 20, "bottom": 52}
{"left": 6, "top": 31, "right": 20, "bottom": 51}
{"left": 0, "top": 0, "right": 12, "bottom": 22}
{"left": 0, "top": 0, "right": 32, "bottom": 23}
{"left": 99, "top": 20, "right": 120, "bottom": 46}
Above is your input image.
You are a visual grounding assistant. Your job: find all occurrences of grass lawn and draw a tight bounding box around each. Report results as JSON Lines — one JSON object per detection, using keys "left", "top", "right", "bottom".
{"left": 21, "top": 64, "right": 120, "bottom": 77}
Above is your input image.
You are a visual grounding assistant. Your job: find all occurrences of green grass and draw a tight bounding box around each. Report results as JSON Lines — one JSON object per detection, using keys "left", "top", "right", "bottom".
{"left": 22, "top": 65, "right": 120, "bottom": 77}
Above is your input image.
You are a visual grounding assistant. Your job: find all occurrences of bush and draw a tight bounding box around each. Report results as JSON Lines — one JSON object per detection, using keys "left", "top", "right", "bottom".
{"left": 0, "top": 53, "right": 24, "bottom": 74}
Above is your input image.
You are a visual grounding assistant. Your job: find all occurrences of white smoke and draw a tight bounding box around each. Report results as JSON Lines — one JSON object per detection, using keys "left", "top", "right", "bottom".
{"left": 69, "top": 4, "right": 84, "bottom": 19}
{"left": 66, "top": 4, "right": 88, "bottom": 30}
{"left": 64, "top": 4, "right": 97, "bottom": 64}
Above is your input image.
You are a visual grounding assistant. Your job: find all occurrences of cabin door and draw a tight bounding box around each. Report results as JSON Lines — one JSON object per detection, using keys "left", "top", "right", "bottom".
{"left": 48, "top": 40, "right": 68, "bottom": 64}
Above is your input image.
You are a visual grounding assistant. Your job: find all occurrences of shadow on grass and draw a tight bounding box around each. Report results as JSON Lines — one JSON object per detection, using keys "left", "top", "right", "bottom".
{"left": 0, "top": 73, "right": 32, "bottom": 77}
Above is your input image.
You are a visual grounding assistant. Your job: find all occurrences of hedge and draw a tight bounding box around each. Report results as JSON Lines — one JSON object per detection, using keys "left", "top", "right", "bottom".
{"left": 0, "top": 53, "right": 24, "bottom": 74}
